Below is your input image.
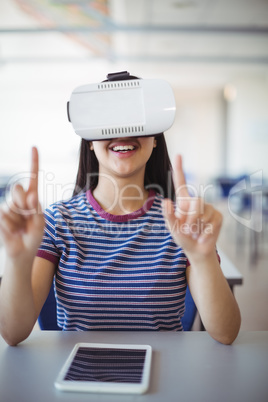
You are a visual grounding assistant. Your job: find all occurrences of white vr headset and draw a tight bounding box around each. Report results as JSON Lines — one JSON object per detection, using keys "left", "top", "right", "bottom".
{"left": 67, "top": 71, "right": 176, "bottom": 141}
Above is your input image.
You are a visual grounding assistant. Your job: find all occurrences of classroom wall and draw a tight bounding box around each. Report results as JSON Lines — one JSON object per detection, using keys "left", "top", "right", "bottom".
{"left": 226, "top": 74, "right": 268, "bottom": 178}
{"left": 0, "top": 63, "right": 267, "bottom": 207}
{"left": 166, "top": 72, "right": 268, "bottom": 187}
{"left": 165, "top": 87, "right": 225, "bottom": 186}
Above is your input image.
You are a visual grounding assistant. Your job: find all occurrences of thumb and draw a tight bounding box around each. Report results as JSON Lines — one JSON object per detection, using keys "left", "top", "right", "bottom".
{"left": 26, "top": 193, "right": 43, "bottom": 222}
{"left": 26, "top": 192, "right": 38, "bottom": 213}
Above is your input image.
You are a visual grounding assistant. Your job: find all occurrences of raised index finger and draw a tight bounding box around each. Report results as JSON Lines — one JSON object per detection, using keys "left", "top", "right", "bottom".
{"left": 173, "top": 154, "right": 189, "bottom": 197}
{"left": 27, "top": 146, "right": 39, "bottom": 195}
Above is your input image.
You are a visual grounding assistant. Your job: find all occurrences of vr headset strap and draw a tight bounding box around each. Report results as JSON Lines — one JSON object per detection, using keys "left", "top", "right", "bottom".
{"left": 106, "top": 71, "right": 130, "bottom": 81}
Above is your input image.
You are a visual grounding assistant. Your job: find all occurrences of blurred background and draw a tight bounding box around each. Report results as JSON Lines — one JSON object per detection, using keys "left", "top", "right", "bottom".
{"left": 0, "top": 0, "right": 267, "bottom": 330}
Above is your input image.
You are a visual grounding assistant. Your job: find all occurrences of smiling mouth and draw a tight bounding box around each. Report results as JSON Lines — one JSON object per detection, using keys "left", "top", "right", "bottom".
{"left": 112, "top": 145, "right": 136, "bottom": 152}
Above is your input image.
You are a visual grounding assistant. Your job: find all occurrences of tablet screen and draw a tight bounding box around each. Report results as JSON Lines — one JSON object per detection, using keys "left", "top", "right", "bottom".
{"left": 64, "top": 346, "right": 147, "bottom": 383}
{"left": 55, "top": 343, "right": 152, "bottom": 394}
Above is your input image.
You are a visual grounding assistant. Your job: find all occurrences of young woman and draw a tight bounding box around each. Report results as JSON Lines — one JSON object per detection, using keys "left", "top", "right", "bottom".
{"left": 0, "top": 77, "right": 241, "bottom": 346}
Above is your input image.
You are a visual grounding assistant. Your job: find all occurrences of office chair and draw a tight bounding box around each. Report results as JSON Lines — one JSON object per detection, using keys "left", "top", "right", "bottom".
{"left": 38, "top": 282, "right": 61, "bottom": 330}
{"left": 181, "top": 286, "right": 197, "bottom": 331}
{"left": 38, "top": 282, "right": 197, "bottom": 331}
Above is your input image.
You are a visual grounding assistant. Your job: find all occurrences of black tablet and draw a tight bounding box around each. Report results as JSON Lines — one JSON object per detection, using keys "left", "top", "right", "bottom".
{"left": 54, "top": 343, "right": 152, "bottom": 394}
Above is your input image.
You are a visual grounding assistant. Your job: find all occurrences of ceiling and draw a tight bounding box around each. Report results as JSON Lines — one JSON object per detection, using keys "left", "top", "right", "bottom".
{"left": 111, "top": 0, "right": 268, "bottom": 64}
{"left": 0, "top": 0, "right": 267, "bottom": 179}
{"left": 0, "top": 0, "right": 267, "bottom": 88}
{"left": 1, "top": 0, "right": 268, "bottom": 63}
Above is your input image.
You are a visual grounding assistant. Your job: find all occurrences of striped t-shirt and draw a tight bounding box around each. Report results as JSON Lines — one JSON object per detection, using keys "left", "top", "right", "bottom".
{"left": 37, "top": 190, "right": 188, "bottom": 331}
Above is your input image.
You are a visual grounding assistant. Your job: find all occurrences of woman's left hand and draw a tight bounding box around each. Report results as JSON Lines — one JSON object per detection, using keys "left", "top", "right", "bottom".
{"left": 162, "top": 154, "right": 223, "bottom": 261}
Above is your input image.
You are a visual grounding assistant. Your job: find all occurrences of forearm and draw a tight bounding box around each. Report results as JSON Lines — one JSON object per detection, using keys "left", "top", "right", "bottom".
{"left": 187, "top": 251, "right": 241, "bottom": 345}
{"left": 0, "top": 256, "right": 37, "bottom": 346}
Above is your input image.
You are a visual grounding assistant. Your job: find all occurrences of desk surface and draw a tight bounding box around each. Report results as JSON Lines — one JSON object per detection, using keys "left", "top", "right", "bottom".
{"left": 0, "top": 331, "right": 267, "bottom": 402}
{"left": 218, "top": 247, "right": 243, "bottom": 286}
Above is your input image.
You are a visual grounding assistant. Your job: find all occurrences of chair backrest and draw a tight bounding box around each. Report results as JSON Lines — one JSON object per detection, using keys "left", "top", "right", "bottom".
{"left": 38, "top": 283, "right": 197, "bottom": 331}
{"left": 38, "top": 283, "right": 60, "bottom": 330}
{"left": 181, "top": 286, "right": 197, "bottom": 331}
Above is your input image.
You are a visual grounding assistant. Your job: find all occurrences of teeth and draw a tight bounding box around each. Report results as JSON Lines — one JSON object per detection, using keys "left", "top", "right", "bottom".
{"left": 112, "top": 145, "right": 135, "bottom": 152}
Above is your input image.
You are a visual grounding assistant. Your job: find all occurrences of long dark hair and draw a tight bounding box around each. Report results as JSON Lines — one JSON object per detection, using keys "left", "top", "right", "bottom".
{"left": 72, "top": 73, "right": 175, "bottom": 200}
{"left": 73, "top": 134, "right": 174, "bottom": 199}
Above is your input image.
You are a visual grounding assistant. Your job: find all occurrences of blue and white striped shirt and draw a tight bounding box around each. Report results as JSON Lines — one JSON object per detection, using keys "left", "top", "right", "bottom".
{"left": 37, "top": 190, "right": 188, "bottom": 331}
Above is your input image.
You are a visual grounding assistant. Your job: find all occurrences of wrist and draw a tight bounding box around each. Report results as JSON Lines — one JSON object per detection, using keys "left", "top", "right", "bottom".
{"left": 5, "top": 253, "right": 35, "bottom": 273}
{"left": 186, "top": 249, "right": 219, "bottom": 270}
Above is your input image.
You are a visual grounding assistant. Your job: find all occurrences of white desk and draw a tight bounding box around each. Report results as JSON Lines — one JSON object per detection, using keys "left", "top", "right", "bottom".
{"left": 0, "top": 331, "right": 267, "bottom": 402}
{"left": 218, "top": 247, "right": 243, "bottom": 291}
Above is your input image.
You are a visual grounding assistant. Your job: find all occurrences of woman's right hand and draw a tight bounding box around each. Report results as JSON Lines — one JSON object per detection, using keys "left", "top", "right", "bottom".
{"left": 0, "top": 147, "right": 45, "bottom": 260}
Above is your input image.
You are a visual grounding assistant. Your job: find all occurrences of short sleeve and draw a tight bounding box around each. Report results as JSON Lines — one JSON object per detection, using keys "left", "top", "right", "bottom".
{"left": 37, "top": 206, "right": 60, "bottom": 265}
